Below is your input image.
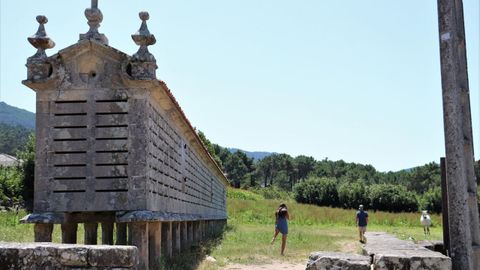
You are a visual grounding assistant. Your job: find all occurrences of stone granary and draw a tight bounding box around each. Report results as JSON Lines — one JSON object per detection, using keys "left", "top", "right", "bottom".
{"left": 20, "top": 2, "right": 228, "bottom": 269}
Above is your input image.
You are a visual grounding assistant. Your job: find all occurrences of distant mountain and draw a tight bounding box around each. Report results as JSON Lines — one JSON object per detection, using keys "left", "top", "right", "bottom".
{"left": 0, "top": 102, "right": 35, "bottom": 129}
{"left": 228, "top": 148, "right": 275, "bottom": 161}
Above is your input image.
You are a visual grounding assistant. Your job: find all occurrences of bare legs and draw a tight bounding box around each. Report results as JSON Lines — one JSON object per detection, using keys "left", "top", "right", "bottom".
{"left": 271, "top": 229, "right": 287, "bottom": 255}
{"left": 271, "top": 228, "right": 279, "bottom": 244}
{"left": 281, "top": 234, "right": 287, "bottom": 255}
{"left": 358, "top": 227, "right": 366, "bottom": 243}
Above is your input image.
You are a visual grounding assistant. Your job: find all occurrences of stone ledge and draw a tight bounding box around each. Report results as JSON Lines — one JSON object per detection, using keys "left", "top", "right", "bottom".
{"left": 306, "top": 251, "right": 371, "bottom": 270}
{"left": 0, "top": 242, "right": 138, "bottom": 270}
{"left": 362, "top": 232, "right": 451, "bottom": 270}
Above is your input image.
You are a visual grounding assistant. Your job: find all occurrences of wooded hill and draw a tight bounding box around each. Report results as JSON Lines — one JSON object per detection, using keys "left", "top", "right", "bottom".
{"left": 0, "top": 102, "right": 35, "bottom": 155}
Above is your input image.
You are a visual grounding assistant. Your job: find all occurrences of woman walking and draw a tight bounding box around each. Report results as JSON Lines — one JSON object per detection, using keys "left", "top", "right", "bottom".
{"left": 270, "top": 203, "right": 289, "bottom": 255}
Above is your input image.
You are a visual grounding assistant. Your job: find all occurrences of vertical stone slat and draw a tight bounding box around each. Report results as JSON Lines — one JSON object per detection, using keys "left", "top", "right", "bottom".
{"left": 101, "top": 222, "right": 114, "bottom": 245}
{"left": 34, "top": 223, "right": 53, "bottom": 242}
{"left": 161, "top": 221, "right": 173, "bottom": 258}
{"left": 148, "top": 222, "right": 161, "bottom": 269}
{"left": 173, "top": 222, "right": 181, "bottom": 254}
{"left": 182, "top": 221, "right": 188, "bottom": 251}
{"left": 84, "top": 222, "right": 98, "bottom": 245}
{"left": 129, "top": 222, "right": 149, "bottom": 270}
{"left": 61, "top": 223, "right": 77, "bottom": 244}
{"left": 116, "top": 222, "right": 127, "bottom": 245}
{"left": 188, "top": 221, "right": 194, "bottom": 245}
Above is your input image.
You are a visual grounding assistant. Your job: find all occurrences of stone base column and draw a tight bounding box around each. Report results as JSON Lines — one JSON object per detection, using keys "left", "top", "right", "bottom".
{"left": 84, "top": 222, "right": 98, "bottom": 245}
{"left": 161, "top": 221, "right": 173, "bottom": 258}
{"left": 61, "top": 223, "right": 77, "bottom": 244}
{"left": 173, "top": 222, "right": 181, "bottom": 254}
{"left": 129, "top": 222, "right": 149, "bottom": 270}
{"left": 188, "top": 221, "right": 193, "bottom": 246}
{"left": 34, "top": 223, "right": 53, "bottom": 242}
{"left": 116, "top": 223, "right": 127, "bottom": 245}
{"left": 148, "top": 222, "right": 161, "bottom": 269}
{"left": 181, "top": 221, "right": 188, "bottom": 251}
{"left": 101, "top": 222, "right": 114, "bottom": 245}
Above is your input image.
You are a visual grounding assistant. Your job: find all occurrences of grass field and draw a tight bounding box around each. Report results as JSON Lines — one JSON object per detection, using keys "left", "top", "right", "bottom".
{"left": 198, "top": 193, "right": 443, "bottom": 268}
{"left": 0, "top": 189, "right": 444, "bottom": 269}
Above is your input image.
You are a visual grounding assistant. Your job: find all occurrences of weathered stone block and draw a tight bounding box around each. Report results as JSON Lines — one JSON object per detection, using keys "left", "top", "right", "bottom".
{"left": 363, "top": 232, "right": 451, "bottom": 270}
{"left": 56, "top": 245, "right": 88, "bottom": 266}
{"left": 87, "top": 245, "right": 138, "bottom": 267}
{"left": 306, "top": 252, "right": 371, "bottom": 270}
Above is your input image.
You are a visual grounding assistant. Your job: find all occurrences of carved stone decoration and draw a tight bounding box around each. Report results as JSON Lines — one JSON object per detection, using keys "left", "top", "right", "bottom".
{"left": 79, "top": 0, "right": 108, "bottom": 45}
{"left": 26, "top": 15, "right": 55, "bottom": 80}
{"left": 129, "top": 11, "right": 157, "bottom": 79}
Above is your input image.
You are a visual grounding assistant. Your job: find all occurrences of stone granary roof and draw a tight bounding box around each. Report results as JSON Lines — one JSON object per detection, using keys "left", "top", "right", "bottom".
{"left": 0, "top": 154, "right": 21, "bottom": 167}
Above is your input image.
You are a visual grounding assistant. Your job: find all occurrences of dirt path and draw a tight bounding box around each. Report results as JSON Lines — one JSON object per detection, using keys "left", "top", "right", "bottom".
{"left": 223, "top": 262, "right": 306, "bottom": 270}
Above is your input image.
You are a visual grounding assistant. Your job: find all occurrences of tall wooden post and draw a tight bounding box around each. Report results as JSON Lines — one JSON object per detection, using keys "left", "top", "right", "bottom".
{"left": 437, "top": 0, "right": 480, "bottom": 269}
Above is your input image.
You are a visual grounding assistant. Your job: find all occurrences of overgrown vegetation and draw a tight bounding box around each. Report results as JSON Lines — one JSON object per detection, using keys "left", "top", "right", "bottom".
{"left": 198, "top": 130, "right": 480, "bottom": 213}
{"left": 0, "top": 134, "right": 35, "bottom": 210}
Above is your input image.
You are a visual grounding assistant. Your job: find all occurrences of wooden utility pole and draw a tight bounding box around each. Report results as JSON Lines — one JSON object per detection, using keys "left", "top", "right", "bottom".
{"left": 437, "top": 0, "right": 480, "bottom": 269}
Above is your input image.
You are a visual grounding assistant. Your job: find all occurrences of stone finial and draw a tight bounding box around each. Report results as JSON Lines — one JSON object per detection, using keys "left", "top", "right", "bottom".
{"left": 27, "top": 15, "right": 55, "bottom": 64}
{"left": 79, "top": 0, "right": 108, "bottom": 45}
{"left": 129, "top": 11, "right": 157, "bottom": 79}
{"left": 26, "top": 15, "right": 55, "bottom": 81}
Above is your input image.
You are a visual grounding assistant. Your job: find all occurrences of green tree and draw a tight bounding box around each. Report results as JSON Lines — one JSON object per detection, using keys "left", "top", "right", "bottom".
{"left": 294, "top": 155, "right": 315, "bottom": 180}
{"left": 17, "top": 134, "right": 35, "bottom": 212}
{"left": 418, "top": 187, "right": 442, "bottom": 213}
{"left": 197, "top": 130, "right": 223, "bottom": 168}
{"left": 338, "top": 180, "right": 368, "bottom": 209}
{"left": 293, "top": 177, "right": 338, "bottom": 207}
{"left": 368, "top": 184, "right": 418, "bottom": 212}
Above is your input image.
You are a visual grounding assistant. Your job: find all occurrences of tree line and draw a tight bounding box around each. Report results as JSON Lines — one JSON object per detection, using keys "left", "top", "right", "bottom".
{"left": 198, "top": 131, "right": 480, "bottom": 213}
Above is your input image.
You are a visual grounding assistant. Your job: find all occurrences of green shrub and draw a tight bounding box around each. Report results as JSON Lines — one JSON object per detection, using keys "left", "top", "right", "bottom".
{"left": 368, "top": 184, "right": 418, "bottom": 212}
{"left": 338, "top": 181, "right": 368, "bottom": 209}
{"left": 252, "top": 186, "right": 291, "bottom": 200}
{"left": 227, "top": 188, "right": 263, "bottom": 201}
{"left": 418, "top": 187, "right": 442, "bottom": 213}
{"left": 293, "top": 177, "right": 338, "bottom": 207}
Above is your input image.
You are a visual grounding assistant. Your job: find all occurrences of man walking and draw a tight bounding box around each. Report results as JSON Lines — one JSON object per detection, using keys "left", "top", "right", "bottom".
{"left": 356, "top": 204, "right": 368, "bottom": 243}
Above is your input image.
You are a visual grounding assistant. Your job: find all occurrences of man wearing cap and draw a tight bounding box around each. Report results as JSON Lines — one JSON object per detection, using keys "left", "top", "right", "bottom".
{"left": 356, "top": 204, "right": 368, "bottom": 243}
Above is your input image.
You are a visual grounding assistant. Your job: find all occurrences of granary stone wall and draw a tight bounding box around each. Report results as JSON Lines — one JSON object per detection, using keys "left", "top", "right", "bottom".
{"left": 146, "top": 99, "right": 226, "bottom": 217}
{"left": 28, "top": 40, "right": 228, "bottom": 216}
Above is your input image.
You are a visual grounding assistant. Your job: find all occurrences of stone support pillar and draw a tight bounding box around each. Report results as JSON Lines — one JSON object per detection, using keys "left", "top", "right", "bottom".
{"left": 437, "top": 0, "right": 480, "bottom": 269}
{"left": 34, "top": 223, "right": 53, "bottom": 242}
{"left": 193, "top": 221, "right": 200, "bottom": 244}
{"left": 188, "top": 221, "right": 194, "bottom": 245}
{"left": 182, "top": 221, "right": 188, "bottom": 251}
{"left": 84, "top": 222, "right": 98, "bottom": 245}
{"left": 129, "top": 222, "right": 149, "bottom": 270}
{"left": 61, "top": 223, "right": 77, "bottom": 244}
{"left": 161, "top": 221, "right": 173, "bottom": 258}
{"left": 116, "top": 223, "right": 127, "bottom": 245}
{"left": 173, "top": 222, "right": 181, "bottom": 254}
{"left": 101, "top": 222, "right": 114, "bottom": 245}
{"left": 148, "top": 222, "right": 161, "bottom": 269}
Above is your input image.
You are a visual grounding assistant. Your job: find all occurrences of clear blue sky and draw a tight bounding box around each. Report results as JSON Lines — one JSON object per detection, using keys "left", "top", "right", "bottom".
{"left": 1, "top": 0, "right": 479, "bottom": 172}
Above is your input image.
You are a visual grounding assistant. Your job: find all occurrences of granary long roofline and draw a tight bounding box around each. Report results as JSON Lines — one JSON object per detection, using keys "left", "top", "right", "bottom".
{"left": 157, "top": 79, "right": 230, "bottom": 186}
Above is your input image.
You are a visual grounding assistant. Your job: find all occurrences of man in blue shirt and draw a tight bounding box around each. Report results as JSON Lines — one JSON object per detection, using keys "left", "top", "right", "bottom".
{"left": 356, "top": 204, "right": 368, "bottom": 243}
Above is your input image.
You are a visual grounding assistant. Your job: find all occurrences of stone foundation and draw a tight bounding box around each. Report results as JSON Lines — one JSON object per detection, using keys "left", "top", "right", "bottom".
{"left": 0, "top": 242, "right": 138, "bottom": 270}
{"left": 306, "top": 251, "right": 371, "bottom": 270}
